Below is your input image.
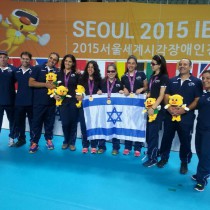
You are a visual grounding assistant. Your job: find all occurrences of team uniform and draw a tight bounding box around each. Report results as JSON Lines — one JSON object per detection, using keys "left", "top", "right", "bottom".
{"left": 29, "top": 63, "right": 58, "bottom": 152}
{"left": 57, "top": 71, "right": 79, "bottom": 149}
{"left": 98, "top": 78, "right": 123, "bottom": 153}
{"left": 14, "top": 66, "right": 33, "bottom": 145}
{"left": 0, "top": 64, "right": 16, "bottom": 144}
{"left": 78, "top": 78, "right": 101, "bottom": 153}
{"left": 121, "top": 71, "right": 147, "bottom": 154}
{"left": 144, "top": 73, "right": 169, "bottom": 166}
{"left": 194, "top": 91, "right": 210, "bottom": 191}
{"left": 159, "top": 75, "right": 203, "bottom": 164}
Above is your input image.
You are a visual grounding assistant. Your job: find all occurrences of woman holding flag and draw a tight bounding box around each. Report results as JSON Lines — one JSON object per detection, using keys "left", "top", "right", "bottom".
{"left": 121, "top": 55, "right": 148, "bottom": 157}
{"left": 97, "top": 63, "right": 123, "bottom": 155}
{"left": 78, "top": 60, "right": 102, "bottom": 154}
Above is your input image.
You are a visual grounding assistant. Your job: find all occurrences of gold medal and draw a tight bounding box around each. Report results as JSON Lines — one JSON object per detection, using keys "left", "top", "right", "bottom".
{"left": 89, "top": 96, "right": 93, "bottom": 101}
{"left": 130, "top": 93, "right": 134, "bottom": 98}
{"left": 107, "top": 99, "right": 111, "bottom": 104}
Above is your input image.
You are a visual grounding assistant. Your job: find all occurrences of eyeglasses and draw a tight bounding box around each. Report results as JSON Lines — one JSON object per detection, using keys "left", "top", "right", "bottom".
{"left": 151, "top": 62, "right": 158, "bottom": 66}
{"left": 107, "top": 70, "right": 116, "bottom": 73}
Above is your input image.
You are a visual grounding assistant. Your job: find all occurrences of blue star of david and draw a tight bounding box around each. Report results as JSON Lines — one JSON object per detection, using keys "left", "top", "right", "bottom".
{"left": 107, "top": 107, "right": 122, "bottom": 124}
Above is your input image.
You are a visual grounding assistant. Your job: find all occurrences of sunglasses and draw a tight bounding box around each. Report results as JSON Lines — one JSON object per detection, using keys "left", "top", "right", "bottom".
{"left": 107, "top": 70, "right": 116, "bottom": 73}
{"left": 151, "top": 62, "right": 158, "bottom": 66}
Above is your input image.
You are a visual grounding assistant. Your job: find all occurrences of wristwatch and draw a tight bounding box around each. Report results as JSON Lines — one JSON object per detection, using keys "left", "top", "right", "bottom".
{"left": 184, "top": 107, "right": 190, "bottom": 112}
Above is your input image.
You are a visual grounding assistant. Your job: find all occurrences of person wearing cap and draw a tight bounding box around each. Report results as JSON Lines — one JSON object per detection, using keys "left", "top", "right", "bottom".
{"left": 28, "top": 52, "right": 59, "bottom": 153}
{"left": 157, "top": 58, "right": 203, "bottom": 174}
{"left": 13, "top": 51, "right": 33, "bottom": 147}
{"left": 0, "top": 50, "right": 16, "bottom": 146}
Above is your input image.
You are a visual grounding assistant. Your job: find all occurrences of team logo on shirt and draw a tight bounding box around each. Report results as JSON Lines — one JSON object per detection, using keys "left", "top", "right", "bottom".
{"left": 7, "top": 68, "right": 13, "bottom": 73}
{"left": 207, "top": 97, "right": 210, "bottom": 101}
{"left": 188, "top": 82, "right": 195, "bottom": 86}
{"left": 116, "top": 84, "right": 120, "bottom": 87}
{"left": 136, "top": 76, "right": 142, "bottom": 80}
{"left": 155, "top": 80, "right": 160, "bottom": 83}
{"left": 71, "top": 74, "right": 75, "bottom": 77}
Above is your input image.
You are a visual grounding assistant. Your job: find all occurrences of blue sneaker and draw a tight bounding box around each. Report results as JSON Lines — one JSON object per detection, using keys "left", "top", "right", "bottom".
{"left": 46, "top": 140, "right": 54, "bottom": 150}
{"left": 29, "top": 143, "right": 39, "bottom": 153}
{"left": 143, "top": 159, "right": 157, "bottom": 167}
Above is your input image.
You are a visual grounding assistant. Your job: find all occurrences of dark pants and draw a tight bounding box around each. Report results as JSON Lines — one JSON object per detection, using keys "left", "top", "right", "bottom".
{"left": 31, "top": 105, "right": 55, "bottom": 144}
{"left": 14, "top": 105, "right": 33, "bottom": 141}
{"left": 159, "top": 116, "right": 193, "bottom": 163}
{"left": 195, "top": 127, "right": 210, "bottom": 186}
{"left": 98, "top": 140, "right": 106, "bottom": 150}
{"left": 60, "top": 103, "right": 78, "bottom": 145}
{"left": 112, "top": 138, "right": 120, "bottom": 150}
{"left": 146, "top": 110, "right": 164, "bottom": 161}
{"left": 79, "top": 107, "right": 98, "bottom": 148}
{"left": 124, "top": 141, "right": 143, "bottom": 151}
{"left": 0, "top": 105, "right": 16, "bottom": 139}
{"left": 98, "top": 138, "right": 120, "bottom": 150}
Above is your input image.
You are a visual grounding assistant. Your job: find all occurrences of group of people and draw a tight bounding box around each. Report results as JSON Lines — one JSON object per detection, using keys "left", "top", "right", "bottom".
{"left": 0, "top": 49, "right": 209, "bottom": 192}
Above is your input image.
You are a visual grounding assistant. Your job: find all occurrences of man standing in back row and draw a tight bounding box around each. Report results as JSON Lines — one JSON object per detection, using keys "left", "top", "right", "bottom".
{"left": 28, "top": 52, "right": 59, "bottom": 153}
{"left": 14, "top": 51, "right": 34, "bottom": 147}
{"left": 157, "top": 58, "right": 203, "bottom": 174}
{"left": 0, "top": 50, "right": 16, "bottom": 146}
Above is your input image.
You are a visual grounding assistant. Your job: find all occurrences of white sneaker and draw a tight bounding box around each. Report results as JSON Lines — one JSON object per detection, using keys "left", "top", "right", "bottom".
{"left": 8, "top": 138, "right": 14, "bottom": 147}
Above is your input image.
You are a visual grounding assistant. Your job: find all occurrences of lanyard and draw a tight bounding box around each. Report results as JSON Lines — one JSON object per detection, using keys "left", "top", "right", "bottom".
{"left": 107, "top": 78, "right": 116, "bottom": 99}
{"left": 64, "top": 72, "right": 71, "bottom": 87}
{"left": 88, "top": 79, "right": 94, "bottom": 96}
{"left": 128, "top": 70, "right": 136, "bottom": 93}
{"left": 149, "top": 76, "right": 158, "bottom": 90}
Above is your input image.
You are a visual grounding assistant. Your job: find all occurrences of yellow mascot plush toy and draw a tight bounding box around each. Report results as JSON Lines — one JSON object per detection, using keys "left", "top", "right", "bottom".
{"left": 142, "top": 98, "right": 161, "bottom": 122}
{"left": 50, "top": 85, "right": 71, "bottom": 106}
{"left": 46, "top": 72, "right": 61, "bottom": 95}
{"left": 75, "top": 85, "right": 85, "bottom": 108}
{"left": 164, "top": 94, "right": 187, "bottom": 122}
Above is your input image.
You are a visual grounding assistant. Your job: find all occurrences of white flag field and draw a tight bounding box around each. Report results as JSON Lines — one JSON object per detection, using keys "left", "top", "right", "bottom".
{"left": 83, "top": 93, "right": 146, "bottom": 142}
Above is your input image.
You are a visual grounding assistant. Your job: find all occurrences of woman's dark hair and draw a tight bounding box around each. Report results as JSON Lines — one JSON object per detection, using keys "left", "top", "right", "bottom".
{"left": 152, "top": 54, "right": 168, "bottom": 76}
{"left": 60, "top": 54, "right": 77, "bottom": 73}
{"left": 126, "top": 55, "right": 138, "bottom": 72}
{"left": 106, "top": 63, "right": 119, "bottom": 80}
{"left": 82, "top": 60, "right": 102, "bottom": 82}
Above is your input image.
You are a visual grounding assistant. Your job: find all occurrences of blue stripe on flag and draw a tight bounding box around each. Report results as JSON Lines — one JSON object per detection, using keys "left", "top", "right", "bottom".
{"left": 83, "top": 97, "right": 145, "bottom": 108}
{"left": 87, "top": 128, "right": 145, "bottom": 138}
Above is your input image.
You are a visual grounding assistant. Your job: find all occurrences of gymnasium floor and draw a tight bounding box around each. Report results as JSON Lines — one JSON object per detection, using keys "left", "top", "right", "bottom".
{"left": 0, "top": 129, "right": 209, "bottom": 210}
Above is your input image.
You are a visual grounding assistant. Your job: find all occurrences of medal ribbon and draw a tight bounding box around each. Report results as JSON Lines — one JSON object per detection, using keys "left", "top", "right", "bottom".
{"left": 149, "top": 76, "right": 158, "bottom": 91}
{"left": 64, "top": 71, "right": 71, "bottom": 87}
{"left": 128, "top": 70, "right": 136, "bottom": 93}
{"left": 107, "top": 78, "right": 116, "bottom": 99}
{"left": 88, "top": 79, "right": 94, "bottom": 96}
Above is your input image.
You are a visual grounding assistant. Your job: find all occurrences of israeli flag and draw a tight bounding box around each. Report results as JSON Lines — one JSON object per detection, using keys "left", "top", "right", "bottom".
{"left": 83, "top": 93, "right": 146, "bottom": 142}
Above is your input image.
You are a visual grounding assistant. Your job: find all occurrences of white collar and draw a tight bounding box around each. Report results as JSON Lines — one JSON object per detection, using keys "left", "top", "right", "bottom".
{"left": 0, "top": 66, "right": 9, "bottom": 71}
